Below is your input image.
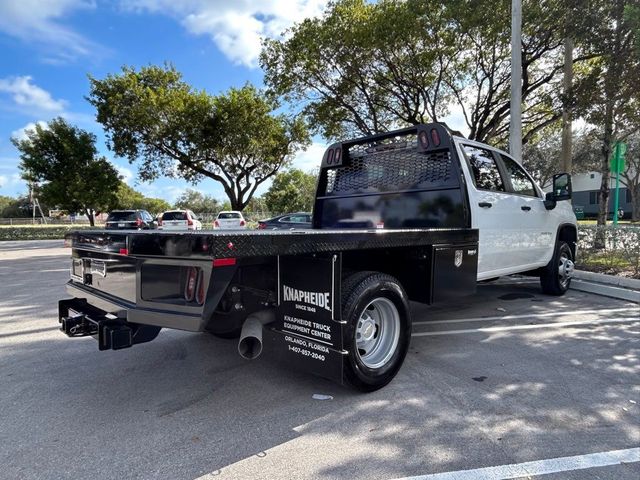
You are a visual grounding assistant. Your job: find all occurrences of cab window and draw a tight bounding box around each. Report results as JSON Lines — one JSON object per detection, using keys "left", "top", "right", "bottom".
{"left": 500, "top": 155, "right": 538, "bottom": 197}
{"left": 461, "top": 145, "right": 505, "bottom": 192}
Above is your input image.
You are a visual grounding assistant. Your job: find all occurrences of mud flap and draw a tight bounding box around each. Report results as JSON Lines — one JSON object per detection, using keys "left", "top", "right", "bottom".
{"left": 263, "top": 254, "right": 346, "bottom": 384}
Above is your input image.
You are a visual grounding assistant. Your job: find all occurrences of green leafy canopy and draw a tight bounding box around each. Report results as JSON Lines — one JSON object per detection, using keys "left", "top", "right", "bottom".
{"left": 11, "top": 118, "right": 120, "bottom": 226}
{"left": 87, "top": 65, "right": 310, "bottom": 210}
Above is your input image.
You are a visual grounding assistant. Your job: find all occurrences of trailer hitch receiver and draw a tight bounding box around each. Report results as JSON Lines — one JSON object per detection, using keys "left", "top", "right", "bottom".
{"left": 58, "top": 299, "right": 134, "bottom": 350}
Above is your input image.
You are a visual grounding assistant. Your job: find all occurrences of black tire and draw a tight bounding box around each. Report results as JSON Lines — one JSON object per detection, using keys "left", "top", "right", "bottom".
{"left": 341, "top": 272, "right": 412, "bottom": 392}
{"left": 540, "top": 241, "right": 574, "bottom": 296}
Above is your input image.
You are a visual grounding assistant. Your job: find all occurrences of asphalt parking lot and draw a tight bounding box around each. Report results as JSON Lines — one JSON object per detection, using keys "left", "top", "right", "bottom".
{"left": 0, "top": 240, "right": 638, "bottom": 480}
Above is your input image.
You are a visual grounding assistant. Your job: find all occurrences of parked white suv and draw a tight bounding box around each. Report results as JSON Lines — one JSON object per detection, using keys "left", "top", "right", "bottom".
{"left": 213, "top": 211, "right": 246, "bottom": 229}
{"left": 158, "top": 210, "right": 202, "bottom": 231}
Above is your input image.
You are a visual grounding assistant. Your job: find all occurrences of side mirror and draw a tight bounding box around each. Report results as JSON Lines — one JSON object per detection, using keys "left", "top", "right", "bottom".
{"left": 544, "top": 173, "right": 572, "bottom": 210}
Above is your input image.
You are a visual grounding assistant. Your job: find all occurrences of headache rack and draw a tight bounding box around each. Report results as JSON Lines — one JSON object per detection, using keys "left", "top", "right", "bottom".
{"left": 312, "top": 123, "right": 470, "bottom": 230}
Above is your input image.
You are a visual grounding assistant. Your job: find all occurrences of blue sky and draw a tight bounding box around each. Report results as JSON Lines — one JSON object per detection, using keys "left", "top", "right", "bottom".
{"left": 0, "top": 0, "right": 330, "bottom": 203}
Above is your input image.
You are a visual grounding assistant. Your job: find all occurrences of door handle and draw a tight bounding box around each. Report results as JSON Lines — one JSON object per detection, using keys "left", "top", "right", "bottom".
{"left": 521, "top": 206, "right": 531, "bottom": 211}
{"left": 478, "top": 202, "right": 492, "bottom": 208}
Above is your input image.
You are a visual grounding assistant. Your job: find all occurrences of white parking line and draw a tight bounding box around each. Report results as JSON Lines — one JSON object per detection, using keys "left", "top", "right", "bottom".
{"left": 393, "top": 447, "right": 640, "bottom": 480}
{"left": 413, "top": 307, "right": 639, "bottom": 326}
{"left": 412, "top": 317, "right": 640, "bottom": 337}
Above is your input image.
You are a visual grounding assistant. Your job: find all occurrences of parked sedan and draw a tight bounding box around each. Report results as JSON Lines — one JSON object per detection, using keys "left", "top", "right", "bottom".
{"left": 257, "top": 212, "right": 312, "bottom": 230}
{"left": 105, "top": 210, "right": 157, "bottom": 230}
{"left": 158, "top": 210, "right": 202, "bottom": 231}
{"left": 213, "top": 211, "right": 246, "bottom": 229}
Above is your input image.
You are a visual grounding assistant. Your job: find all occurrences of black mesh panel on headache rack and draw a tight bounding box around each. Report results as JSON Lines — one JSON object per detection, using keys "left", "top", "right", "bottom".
{"left": 325, "top": 137, "right": 454, "bottom": 195}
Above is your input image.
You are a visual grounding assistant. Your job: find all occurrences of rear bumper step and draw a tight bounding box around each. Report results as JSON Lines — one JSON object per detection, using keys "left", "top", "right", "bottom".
{"left": 58, "top": 298, "right": 160, "bottom": 351}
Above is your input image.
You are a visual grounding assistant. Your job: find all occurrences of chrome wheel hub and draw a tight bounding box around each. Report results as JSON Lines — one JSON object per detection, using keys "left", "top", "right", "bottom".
{"left": 355, "top": 297, "right": 401, "bottom": 369}
{"left": 558, "top": 255, "right": 574, "bottom": 287}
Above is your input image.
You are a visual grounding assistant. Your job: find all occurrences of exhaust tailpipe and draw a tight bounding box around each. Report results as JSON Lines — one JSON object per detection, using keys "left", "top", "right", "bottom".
{"left": 238, "top": 310, "right": 275, "bottom": 360}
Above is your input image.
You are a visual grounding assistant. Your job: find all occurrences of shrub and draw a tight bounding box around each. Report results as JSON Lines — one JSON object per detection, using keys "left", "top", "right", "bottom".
{"left": 0, "top": 225, "right": 97, "bottom": 241}
{"left": 577, "top": 225, "right": 640, "bottom": 278}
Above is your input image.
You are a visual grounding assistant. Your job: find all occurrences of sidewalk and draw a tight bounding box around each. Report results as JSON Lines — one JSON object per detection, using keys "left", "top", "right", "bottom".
{"left": 572, "top": 270, "right": 640, "bottom": 303}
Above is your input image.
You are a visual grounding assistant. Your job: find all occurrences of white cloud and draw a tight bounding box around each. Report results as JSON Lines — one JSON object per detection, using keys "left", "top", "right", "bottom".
{"left": 0, "top": 0, "right": 103, "bottom": 63}
{"left": 0, "top": 172, "right": 24, "bottom": 190}
{"left": 291, "top": 141, "right": 328, "bottom": 172}
{"left": 440, "top": 103, "right": 471, "bottom": 138}
{"left": 10, "top": 120, "right": 48, "bottom": 142}
{"left": 122, "top": 0, "right": 328, "bottom": 67}
{"left": 0, "top": 76, "right": 66, "bottom": 115}
{"left": 115, "top": 165, "right": 134, "bottom": 185}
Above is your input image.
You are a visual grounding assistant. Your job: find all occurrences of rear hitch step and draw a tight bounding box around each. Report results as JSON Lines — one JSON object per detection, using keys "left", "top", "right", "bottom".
{"left": 59, "top": 299, "right": 133, "bottom": 351}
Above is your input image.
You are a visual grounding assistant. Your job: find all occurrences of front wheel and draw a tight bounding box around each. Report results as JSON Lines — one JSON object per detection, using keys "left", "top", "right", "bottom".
{"left": 540, "top": 241, "right": 574, "bottom": 295}
{"left": 341, "top": 272, "right": 411, "bottom": 392}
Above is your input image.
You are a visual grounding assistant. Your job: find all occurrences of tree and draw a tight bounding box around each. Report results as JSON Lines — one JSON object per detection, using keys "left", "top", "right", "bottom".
{"left": 88, "top": 65, "right": 310, "bottom": 211}
{"left": 0, "top": 195, "right": 13, "bottom": 216}
{"left": 261, "top": 0, "right": 584, "bottom": 146}
{"left": 12, "top": 118, "right": 120, "bottom": 226}
{"left": 174, "top": 188, "right": 220, "bottom": 212}
{"left": 115, "top": 182, "right": 171, "bottom": 214}
{"left": 0, "top": 195, "right": 34, "bottom": 218}
{"left": 264, "top": 169, "right": 317, "bottom": 214}
{"left": 140, "top": 197, "right": 171, "bottom": 215}
{"left": 569, "top": 0, "right": 640, "bottom": 225}
{"left": 523, "top": 127, "right": 614, "bottom": 189}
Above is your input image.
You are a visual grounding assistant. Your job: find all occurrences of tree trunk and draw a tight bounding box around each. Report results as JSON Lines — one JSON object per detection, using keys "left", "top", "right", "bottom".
{"left": 560, "top": 36, "right": 573, "bottom": 173}
{"left": 85, "top": 208, "right": 95, "bottom": 227}
{"left": 597, "top": 104, "right": 614, "bottom": 227}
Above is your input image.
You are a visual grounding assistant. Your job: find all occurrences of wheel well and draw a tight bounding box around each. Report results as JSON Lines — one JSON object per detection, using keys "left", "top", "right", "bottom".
{"left": 558, "top": 224, "right": 577, "bottom": 258}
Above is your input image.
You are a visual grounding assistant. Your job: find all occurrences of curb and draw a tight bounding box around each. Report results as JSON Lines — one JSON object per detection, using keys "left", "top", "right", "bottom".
{"left": 573, "top": 270, "right": 640, "bottom": 290}
{"left": 572, "top": 270, "right": 640, "bottom": 303}
{"left": 571, "top": 279, "right": 640, "bottom": 303}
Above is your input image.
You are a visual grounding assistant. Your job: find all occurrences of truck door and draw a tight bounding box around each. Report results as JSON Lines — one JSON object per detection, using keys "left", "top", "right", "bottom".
{"left": 496, "top": 153, "right": 555, "bottom": 266}
{"left": 457, "top": 143, "right": 525, "bottom": 278}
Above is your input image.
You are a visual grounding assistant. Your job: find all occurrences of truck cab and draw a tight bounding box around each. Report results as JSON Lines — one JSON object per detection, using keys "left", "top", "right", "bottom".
{"left": 452, "top": 137, "right": 576, "bottom": 283}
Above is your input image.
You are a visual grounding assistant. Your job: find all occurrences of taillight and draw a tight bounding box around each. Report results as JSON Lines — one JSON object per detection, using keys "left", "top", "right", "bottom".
{"left": 184, "top": 267, "right": 198, "bottom": 302}
{"left": 239, "top": 220, "right": 245, "bottom": 227}
{"left": 334, "top": 147, "right": 342, "bottom": 163}
{"left": 418, "top": 130, "right": 429, "bottom": 149}
{"left": 214, "top": 220, "right": 220, "bottom": 228}
{"left": 258, "top": 222, "right": 266, "bottom": 229}
{"left": 157, "top": 217, "right": 162, "bottom": 227}
{"left": 136, "top": 217, "right": 143, "bottom": 227}
{"left": 327, "top": 149, "right": 335, "bottom": 164}
{"left": 195, "top": 269, "right": 205, "bottom": 305}
{"left": 430, "top": 128, "right": 441, "bottom": 147}
{"left": 187, "top": 218, "right": 193, "bottom": 226}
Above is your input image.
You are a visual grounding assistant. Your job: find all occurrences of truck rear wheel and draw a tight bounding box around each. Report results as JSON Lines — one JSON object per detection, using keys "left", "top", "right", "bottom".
{"left": 540, "top": 241, "right": 574, "bottom": 296}
{"left": 341, "top": 272, "right": 411, "bottom": 392}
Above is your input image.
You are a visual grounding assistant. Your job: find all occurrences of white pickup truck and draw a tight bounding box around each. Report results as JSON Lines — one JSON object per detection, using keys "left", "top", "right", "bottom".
{"left": 59, "top": 124, "right": 577, "bottom": 391}
{"left": 455, "top": 138, "right": 576, "bottom": 294}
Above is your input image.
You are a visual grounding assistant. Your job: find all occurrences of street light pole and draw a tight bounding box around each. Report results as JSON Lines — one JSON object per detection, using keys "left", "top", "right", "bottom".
{"left": 510, "top": 0, "right": 522, "bottom": 161}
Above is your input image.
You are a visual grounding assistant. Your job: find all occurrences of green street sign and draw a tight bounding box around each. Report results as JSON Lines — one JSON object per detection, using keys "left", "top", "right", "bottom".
{"left": 610, "top": 141, "right": 626, "bottom": 173}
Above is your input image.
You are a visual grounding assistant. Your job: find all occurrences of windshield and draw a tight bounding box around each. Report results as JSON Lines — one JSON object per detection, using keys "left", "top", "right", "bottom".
{"left": 162, "top": 211, "right": 187, "bottom": 221}
{"left": 107, "top": 211, "right": 138, "bottom": 222}
{"left": 217, "top": 212, "right": 241, "bottom": 219}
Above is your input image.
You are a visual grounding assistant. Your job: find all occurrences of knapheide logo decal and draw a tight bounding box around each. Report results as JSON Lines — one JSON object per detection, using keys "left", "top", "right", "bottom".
{"left": 282, "top": 285, "right": 331, "bottom": 312}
